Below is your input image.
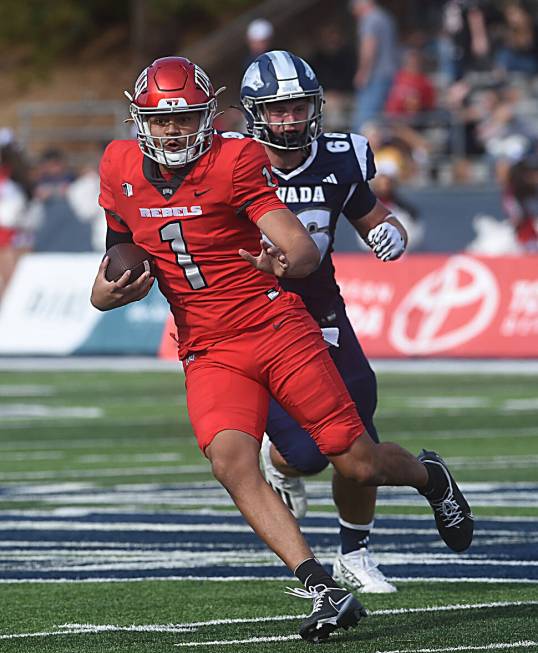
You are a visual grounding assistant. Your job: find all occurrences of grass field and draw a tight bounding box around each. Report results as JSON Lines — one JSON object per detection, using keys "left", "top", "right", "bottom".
{"left": 0, "top": 365, "right": 537, "bottom": 652}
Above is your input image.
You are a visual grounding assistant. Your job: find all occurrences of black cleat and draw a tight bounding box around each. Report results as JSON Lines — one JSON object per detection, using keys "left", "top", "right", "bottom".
{"left": 418, "top": 449, "right": 474, "bottom": 553}
{"left": 287, "top": 584, "right": 367, "bottom": 643}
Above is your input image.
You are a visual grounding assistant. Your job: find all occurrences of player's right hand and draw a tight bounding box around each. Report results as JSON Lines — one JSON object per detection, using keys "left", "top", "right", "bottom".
{"left": 239, "top": 240, "right": 290, "bottom": 277}
{"left": 90, "top": 256, "right": 154, "bottom": 311}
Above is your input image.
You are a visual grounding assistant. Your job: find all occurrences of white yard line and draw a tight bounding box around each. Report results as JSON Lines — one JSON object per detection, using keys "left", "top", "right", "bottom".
{"left": 0, "top": 601, "right": 536, "bottom": 642}
{"left": 2, "top": 519, "right": 536, "bottom": 542}
{"left": 377, "top": 642, "right": 538, "bottom": 653}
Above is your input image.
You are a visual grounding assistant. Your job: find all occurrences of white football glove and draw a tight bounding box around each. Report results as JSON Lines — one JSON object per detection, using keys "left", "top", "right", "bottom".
{"left": 367, "top": 222, "right": 406, "bottom": 261}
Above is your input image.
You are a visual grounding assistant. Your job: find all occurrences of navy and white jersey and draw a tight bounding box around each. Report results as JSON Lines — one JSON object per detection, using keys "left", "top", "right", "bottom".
{"left": 272, "top": 132, "right": 377, "bottom": 322}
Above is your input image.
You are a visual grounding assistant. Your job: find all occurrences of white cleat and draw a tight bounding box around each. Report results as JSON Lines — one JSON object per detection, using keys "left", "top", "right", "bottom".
{"left": 260, "top": 434, "right": 308, "bottom": 518}
{"left": 333, "top": 548, "right": 397, "bottom": 594}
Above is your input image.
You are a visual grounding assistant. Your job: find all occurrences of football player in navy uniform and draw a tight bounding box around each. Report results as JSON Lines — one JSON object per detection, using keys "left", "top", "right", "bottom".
{"left": 240, "top": 50, "right": 407, "bottom": 594}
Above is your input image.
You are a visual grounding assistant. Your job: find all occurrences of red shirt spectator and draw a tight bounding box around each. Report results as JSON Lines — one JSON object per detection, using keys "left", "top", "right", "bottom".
{"left": 385, "top": 49, "right": 436, "bottom": 116}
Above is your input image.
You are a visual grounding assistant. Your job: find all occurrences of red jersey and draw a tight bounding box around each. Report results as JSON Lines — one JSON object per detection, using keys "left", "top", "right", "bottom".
{"left": 99, "top": 135, "right": 304, "bottom": 358}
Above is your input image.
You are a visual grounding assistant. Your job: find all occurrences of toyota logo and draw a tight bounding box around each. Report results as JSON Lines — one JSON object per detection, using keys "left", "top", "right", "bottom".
{"left": 390, "top": 256, "right": 499, "bottom": 355}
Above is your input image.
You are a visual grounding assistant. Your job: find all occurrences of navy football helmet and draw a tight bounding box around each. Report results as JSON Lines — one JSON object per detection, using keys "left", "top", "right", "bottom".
{"left": 240, "top": 50, "right": 324, "bottom": 150}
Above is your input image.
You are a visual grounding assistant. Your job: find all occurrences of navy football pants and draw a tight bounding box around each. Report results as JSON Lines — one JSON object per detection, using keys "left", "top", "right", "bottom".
{"left": 266, "top": 301, "right": 378, "bottom": 474}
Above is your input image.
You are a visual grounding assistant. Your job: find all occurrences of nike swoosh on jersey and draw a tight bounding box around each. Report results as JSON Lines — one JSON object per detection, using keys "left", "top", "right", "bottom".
{"left": 194, "top": 188, "right": 211, "bottom": 197}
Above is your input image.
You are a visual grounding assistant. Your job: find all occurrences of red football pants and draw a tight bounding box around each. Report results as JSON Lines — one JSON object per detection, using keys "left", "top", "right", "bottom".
{"left": 184, "top": 307, "right": 364, "bottom": 455}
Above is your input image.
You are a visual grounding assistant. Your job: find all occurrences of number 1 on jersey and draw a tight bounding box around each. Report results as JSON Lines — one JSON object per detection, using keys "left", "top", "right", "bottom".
{"left": 160, "top": 222, "right": 207, "bottom": 290}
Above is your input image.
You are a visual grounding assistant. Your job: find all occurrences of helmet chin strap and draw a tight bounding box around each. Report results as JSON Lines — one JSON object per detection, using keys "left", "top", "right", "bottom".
{"left": 270, "top": 130, "right": 304, "bottom": 148}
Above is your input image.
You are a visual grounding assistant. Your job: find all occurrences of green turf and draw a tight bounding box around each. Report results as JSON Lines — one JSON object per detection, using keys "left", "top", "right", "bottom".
{"left": 0, "top": 581, "right": 536, "bottom": 652}
{"left": 0, "top": 368, "right": 537, "bottom": 652}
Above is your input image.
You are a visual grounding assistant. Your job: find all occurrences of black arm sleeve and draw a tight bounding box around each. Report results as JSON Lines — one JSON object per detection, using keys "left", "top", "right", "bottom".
{"left": 106, "top": 226, "right": 133, "bottom": 250}
{"left": 342, "top": 180, "right": 377, "bottom": 221}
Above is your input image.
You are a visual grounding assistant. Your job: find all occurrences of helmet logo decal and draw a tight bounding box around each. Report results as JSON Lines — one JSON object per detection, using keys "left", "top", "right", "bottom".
{"left": 303, "top": 61, "right": 316, "bottom": 80}
{"left": 156, "top": 98, "right": 189, "bottom": 108}
{"left": 134, "top": 68, "right": 148, "bottom": 100}
{"left": 194, "top": 65, "right": 211, "bottom": 96}
{"left": 243, "top": 62, "right": 264, "bottom": 91}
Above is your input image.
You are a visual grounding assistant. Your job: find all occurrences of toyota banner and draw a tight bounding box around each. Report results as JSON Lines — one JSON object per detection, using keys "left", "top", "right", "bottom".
{"left": 332, "top": 254, "right": 538, "bottom": 358}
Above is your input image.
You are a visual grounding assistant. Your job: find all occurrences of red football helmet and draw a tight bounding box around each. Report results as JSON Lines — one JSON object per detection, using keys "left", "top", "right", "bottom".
{"left": 127, "top": 57, "right": 221, "bottom": 167}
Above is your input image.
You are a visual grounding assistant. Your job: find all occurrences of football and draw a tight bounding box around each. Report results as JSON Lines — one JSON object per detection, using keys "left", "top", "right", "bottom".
{"left": 104, "top": 243, "right": 155, "bottom": 283}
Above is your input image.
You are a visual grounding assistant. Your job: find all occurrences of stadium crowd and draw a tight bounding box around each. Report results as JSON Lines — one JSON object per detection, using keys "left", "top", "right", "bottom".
{"left": 0, "top": 0, "right": 537, "bottom": 296}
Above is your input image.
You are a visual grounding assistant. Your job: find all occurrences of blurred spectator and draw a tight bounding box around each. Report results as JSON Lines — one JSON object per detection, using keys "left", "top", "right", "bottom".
{"left": 31, "top": 149, "right": 92, "bottom": 253}
{"left": 385, "top": 48, "right": 436, "bottom": 118}
{"left": 243, "top": 19, "right": 274, "bottom": 71}
{"left": 65, "top": 163, "right": 106, "bottom": 252}
{"left": 495, "top": 1, "right": 538, "bottom": 77}
{"left": 32, "top": 148, "right": 75, "bottom": 202}
{"left": 0, "top": 135, "right": 32, "bottom": 296}
{"left": 474, "top": 83, "right": 537, "bottom": 183}
{"left": 362, "top": 120, "right": 432, "bottom": 183}
{"left": 437, "top": 0, "right": 492, "bottom": 82}
{"left": 443, "top": 80, "right": 507, "bottom": 181}
{"left": 350, "top": 0, "right": 400, "bottom": 131}
{"left": 502, "top": 155, "right": 538, "bottom": 251}
{"left": 309, "top": 24, "right": 355, "bottom": 130}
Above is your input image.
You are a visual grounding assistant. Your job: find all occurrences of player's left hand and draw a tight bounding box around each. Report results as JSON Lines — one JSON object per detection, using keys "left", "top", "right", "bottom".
{"left": 367, "top": 222, "right": 406, "bottom": 262}
{"left": 239, "top": 239, "right": 290, "bottom": 277}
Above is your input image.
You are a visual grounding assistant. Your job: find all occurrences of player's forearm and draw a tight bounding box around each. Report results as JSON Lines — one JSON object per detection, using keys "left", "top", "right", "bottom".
{"left": 282, "top": 237, "right": 321, "bottom": 278}
{"left": 256, "top": 209, "right": 321, "bottom": 277}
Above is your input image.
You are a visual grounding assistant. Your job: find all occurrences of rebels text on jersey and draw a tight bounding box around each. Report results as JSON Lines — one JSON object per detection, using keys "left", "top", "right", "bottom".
{"left": 272, "top": 132, "right": 377, "bottom": 321}
{"left": 99, "top": 135, "right": 302, "bottom": 358}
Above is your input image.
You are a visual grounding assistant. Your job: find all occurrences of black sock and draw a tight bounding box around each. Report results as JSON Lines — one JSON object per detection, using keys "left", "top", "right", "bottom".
{"left": 294, "top": 558, "right": 337, "bottom": 590}
{"left": 340, "top": 525, "right": 370, "bottom": 554}
{"left": 420, "top": 461, "right": 444, "bottom": 499}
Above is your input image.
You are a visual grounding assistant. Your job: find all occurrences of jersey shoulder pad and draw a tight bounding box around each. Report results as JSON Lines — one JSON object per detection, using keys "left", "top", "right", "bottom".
{"left": 317, "top": 132, "right": 376, "bottom": 183}
{"left": 348, "top": 133, "right": 376, "bottom": 182}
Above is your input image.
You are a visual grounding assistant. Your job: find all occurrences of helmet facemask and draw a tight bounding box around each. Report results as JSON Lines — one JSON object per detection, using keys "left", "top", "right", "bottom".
{"left": 130, "top": 101, "right": 217, "bottom": 168}
{"left": 243, "top": 89, "right": 323, "bottom": 150}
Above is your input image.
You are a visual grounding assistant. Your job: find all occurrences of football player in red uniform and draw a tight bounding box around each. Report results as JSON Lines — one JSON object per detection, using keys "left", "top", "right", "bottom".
{"left": 90, "top": 56, "right": 473, "bottom": 642}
